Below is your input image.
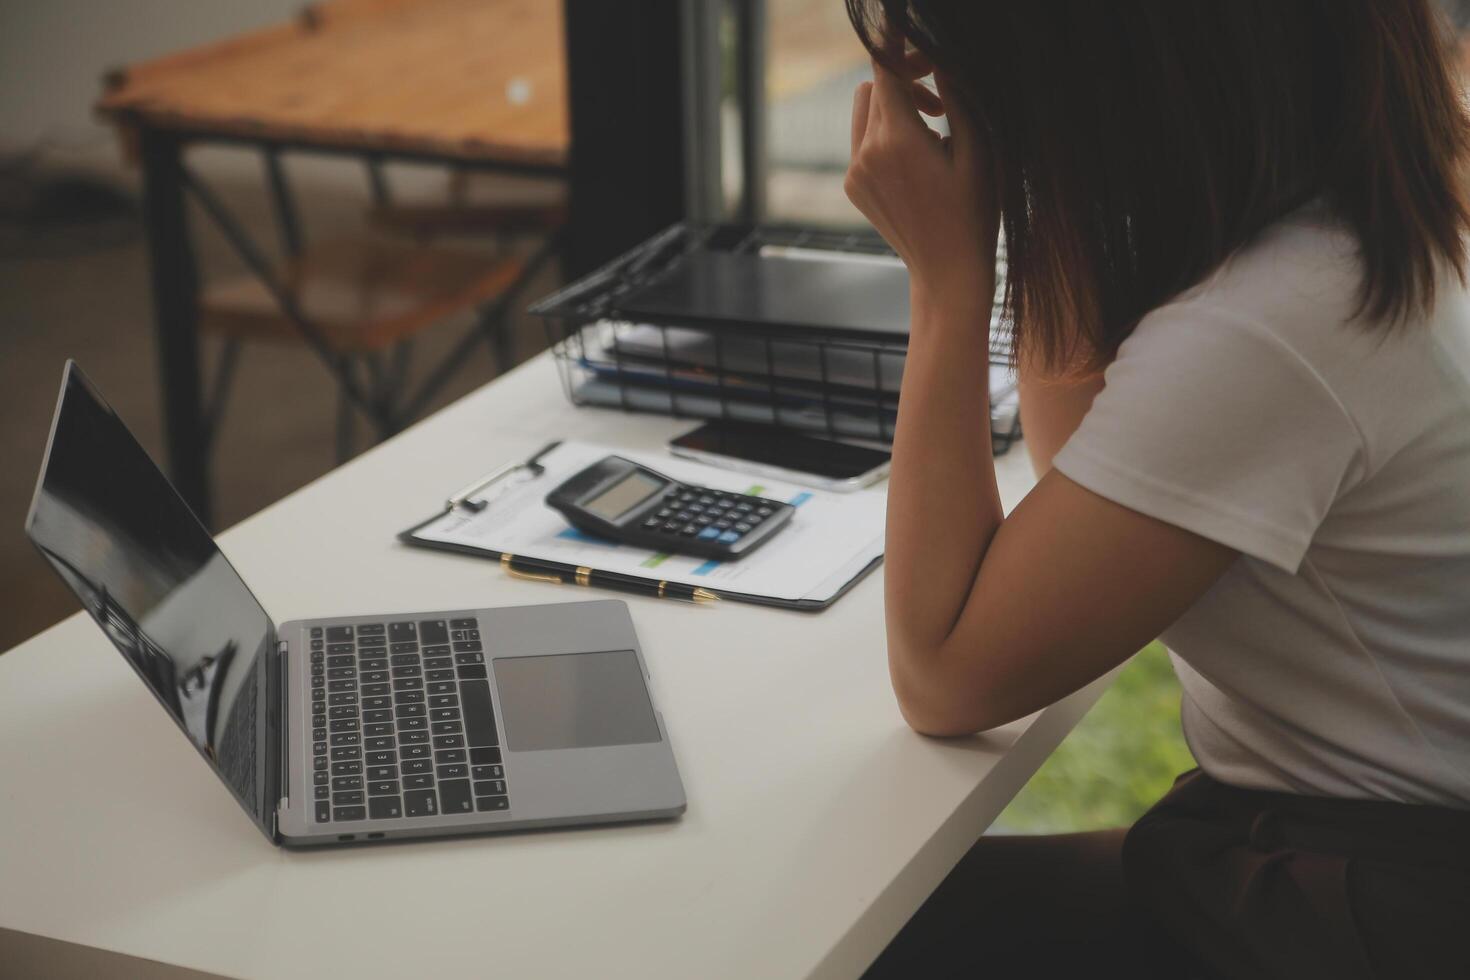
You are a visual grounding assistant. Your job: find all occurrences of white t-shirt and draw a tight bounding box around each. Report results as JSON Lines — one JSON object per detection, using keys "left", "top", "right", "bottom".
{"left": 1053, "top": 205, "right": 1470, "bottom": 808}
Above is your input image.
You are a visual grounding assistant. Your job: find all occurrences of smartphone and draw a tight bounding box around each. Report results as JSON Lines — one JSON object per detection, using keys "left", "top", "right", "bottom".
{"left": 668, "top": 421, "right": 891, "bottom": 492}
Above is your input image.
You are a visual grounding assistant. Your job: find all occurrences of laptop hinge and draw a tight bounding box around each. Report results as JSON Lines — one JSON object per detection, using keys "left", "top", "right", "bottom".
{"left": 275, "top": 638, "right": 289, "bottom": 841}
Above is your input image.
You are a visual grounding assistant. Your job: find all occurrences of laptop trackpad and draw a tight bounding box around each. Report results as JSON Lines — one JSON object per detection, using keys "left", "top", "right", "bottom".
{"left": 492, "top": 650, "right": 660, "bottom": 752}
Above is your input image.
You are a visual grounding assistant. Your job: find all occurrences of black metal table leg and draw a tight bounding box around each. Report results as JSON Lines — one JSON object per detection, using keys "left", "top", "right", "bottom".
{"left": 139, "top": 128, "right": 211, "bottom": 525}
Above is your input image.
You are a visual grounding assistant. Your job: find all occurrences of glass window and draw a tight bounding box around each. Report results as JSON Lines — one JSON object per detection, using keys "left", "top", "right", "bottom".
{"left": 764, "top": 0, "right": 870, "bottom": 226}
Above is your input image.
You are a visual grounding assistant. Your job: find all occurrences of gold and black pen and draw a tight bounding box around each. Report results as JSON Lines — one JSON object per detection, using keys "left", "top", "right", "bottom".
{"left": 499, "top": 553, "right": 720, "bottom": 604}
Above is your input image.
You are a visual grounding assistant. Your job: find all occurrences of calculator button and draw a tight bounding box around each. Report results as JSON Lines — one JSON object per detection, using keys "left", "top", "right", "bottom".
{"left": 735, "top": 502, "right": 753, "bottom": 512}
{"left": 714, "top": 520, "right": 732, "bottom": 529}
{"left": 697, "top": 527, "right": 721, "bottom": 541}
{"left": 681, "top": 524, "right": 699, "bottom": 535}
{"left": 696, "top": 515, "right": 713, "bottom": 525}
{"left": 657, "top": 508, "right": 673, "bottom": 518}
{"left": 718, "top": 531, "right": 740, "bottom": 544}
{"left": 735, "top": 522, "right": 752, "bottom": 533}
{"left": 757, "top": 506, "right": 773, "bottom": 516}
{"left": 662, "top": 521, "right": 680, "bottom": 532}
{"left": 687, "top": 503, "right": 704, "bottom": 514}
{"left": 676, "top": 511, "right": 694, "bottom": 521}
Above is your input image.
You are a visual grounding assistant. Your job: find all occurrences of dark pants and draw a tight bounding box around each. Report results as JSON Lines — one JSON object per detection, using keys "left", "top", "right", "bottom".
{"left": 864, "top": 770, "right": 1470, "bottom": 979}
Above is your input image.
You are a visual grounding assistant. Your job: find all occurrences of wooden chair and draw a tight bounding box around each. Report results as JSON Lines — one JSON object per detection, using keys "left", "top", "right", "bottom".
{"left": 362, "top": 162, "right": 566, "bottom": 369}
{"left": 197, "top": 151, "right": 562, "bottom": 461}
{"left": 368, "top": 166, "right": 567, "bottom": 243}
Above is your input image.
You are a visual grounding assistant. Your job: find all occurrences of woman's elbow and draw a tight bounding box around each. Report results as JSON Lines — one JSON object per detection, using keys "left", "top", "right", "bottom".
{"left": 888, "top": 646, "right": 1010, "bottom": 736}
{"left": 897, "top": 698, "right": 990, "bottom": 737}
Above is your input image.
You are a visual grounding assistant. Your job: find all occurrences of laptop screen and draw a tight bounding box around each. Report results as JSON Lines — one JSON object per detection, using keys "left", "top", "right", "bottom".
{"left": 25, "top": 364, "right": 276, "bottom": 838}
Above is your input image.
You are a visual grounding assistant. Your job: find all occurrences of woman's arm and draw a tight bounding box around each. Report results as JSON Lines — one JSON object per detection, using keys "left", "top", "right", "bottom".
{"left": 1018, "top": 372, "right": 1106, "bottom": 477}
{"left": 847, "top": 52, "right": 1238, "bottom": 736}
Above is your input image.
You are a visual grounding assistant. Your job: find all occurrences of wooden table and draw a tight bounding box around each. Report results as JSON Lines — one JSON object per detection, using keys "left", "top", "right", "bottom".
{"left": 97, "top": 0, "right": 568, "bottom": 525}
{"left": 0, "top": 352, "right": 1111, "bottom": 979}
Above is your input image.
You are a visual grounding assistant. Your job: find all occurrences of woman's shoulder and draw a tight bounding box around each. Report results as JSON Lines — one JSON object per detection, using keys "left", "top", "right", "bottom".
{"left": 1139, "top": 202, "right": 1466, "bottom": 369}
{"left": 1119, "top": 203, "right": 1470, "bottom": 482}
{"left": 1166, "top": 203, "right": 1364, "bottom": 337}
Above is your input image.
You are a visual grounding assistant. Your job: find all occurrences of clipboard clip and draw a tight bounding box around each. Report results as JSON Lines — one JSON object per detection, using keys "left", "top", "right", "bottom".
{"left": 447, "top": 440, "right": 562, "bottom": 513}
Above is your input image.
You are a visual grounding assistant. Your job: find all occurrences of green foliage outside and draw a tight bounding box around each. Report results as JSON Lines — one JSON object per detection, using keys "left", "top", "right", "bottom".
{"left": 993, "top": 642, "right": 1197, "bottom": 833}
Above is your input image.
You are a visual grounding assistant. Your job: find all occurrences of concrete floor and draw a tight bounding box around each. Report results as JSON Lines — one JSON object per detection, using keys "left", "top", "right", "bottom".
{"left": 0, "top": 156, "right": 562, "bottom": 653}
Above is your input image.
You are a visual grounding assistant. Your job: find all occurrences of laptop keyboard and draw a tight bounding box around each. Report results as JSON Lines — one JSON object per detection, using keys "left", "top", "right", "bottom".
{"left": 307, "top": 617, "right": 510, "bottom": 824}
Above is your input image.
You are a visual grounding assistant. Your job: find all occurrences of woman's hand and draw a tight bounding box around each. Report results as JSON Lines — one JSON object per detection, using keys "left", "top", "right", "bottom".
{"left": 844, "top": 43, "right": 1000, "bottom": 308}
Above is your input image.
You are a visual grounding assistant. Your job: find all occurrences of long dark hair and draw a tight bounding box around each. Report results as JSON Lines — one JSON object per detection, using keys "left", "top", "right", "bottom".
{"left": 847, "top": 0, "right": 1470, "bottom": 374}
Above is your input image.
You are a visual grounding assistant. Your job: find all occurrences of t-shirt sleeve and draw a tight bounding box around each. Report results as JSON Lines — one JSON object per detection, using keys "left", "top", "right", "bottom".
{"left": 1051, "top": 303, "right": 1364, "bottom": 573}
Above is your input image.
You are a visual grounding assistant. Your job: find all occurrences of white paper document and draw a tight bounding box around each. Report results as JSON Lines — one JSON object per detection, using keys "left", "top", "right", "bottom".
{"left": 411, "top": 441, "right": 887, "bottom": 605}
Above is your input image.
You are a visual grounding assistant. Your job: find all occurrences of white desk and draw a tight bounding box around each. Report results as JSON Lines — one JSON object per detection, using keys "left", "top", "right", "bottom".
{"left": 0, "top": 354, "right": 1110, "bottom": 979}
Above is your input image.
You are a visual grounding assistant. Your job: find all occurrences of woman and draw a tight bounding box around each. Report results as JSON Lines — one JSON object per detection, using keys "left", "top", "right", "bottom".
{"left": 842, "top": 1, "right": 1470, "bottom": 977}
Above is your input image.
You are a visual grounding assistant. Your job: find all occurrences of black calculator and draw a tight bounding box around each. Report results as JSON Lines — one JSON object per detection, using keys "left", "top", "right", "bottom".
{"left": 545, "top": 456, "right": 796, "bottom": 560}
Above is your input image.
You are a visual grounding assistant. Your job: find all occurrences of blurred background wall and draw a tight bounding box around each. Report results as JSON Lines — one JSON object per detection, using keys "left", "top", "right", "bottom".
{"left": 1, "top": 2, "right": 302, "bottom": 159}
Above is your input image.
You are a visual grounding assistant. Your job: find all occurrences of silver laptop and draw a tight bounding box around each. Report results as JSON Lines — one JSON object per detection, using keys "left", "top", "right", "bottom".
{"left": 25, "top": 362, "right": 686, "bottom": 847}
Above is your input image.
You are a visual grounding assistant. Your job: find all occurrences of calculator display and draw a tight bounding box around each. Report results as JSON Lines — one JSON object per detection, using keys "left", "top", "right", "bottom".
{"left": 583, "top": 471, "right": 667, "bottom": 521}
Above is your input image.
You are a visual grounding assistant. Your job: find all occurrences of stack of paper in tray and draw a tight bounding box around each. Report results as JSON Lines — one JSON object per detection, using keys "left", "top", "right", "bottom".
{"left": 532, "top": 225, "right": 1021, "bottom": 451}
{"left": 573, "top": 319, "right": 1019, "bottom": 448}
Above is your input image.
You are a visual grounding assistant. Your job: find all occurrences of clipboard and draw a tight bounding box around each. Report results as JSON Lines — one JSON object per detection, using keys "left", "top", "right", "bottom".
{"left": 398, "top": 440, "right": 886, "bottom": 612}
